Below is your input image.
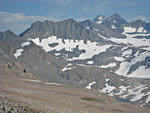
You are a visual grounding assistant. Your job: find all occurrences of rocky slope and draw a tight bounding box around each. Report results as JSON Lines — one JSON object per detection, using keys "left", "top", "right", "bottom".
{"left": 0, "top": 63, "right": 150, "bottom": 113}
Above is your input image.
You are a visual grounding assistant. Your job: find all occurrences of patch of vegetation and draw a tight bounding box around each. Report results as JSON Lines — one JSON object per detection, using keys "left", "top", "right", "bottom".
{"left": 81, "top": 97, "right": 99, "bottom": 102}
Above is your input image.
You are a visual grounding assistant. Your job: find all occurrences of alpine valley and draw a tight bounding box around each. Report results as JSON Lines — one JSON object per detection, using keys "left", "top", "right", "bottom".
{"left": 1, "top": 13, "right": 150, "bottom": 112}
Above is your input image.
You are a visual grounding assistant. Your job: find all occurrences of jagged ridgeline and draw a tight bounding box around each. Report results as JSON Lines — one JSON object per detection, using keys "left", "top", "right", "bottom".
{"left": 0, "top": 13, "right": 150, "bottom": 111}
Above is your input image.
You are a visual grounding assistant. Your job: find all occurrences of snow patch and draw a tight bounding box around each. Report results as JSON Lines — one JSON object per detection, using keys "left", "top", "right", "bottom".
{"left": 121, "top": 85, "right": 148, "bottom": 100}
{"left": 121, "top": 47, "right": 128, "bottom": 51}
{"left": 55, "top": 53, "right": 61, "bottom": 56}
{"left": 86, "top": 81, "right": 96, "bottom": 89}
{"left": 111, "top": 25, "right": 116, "bottom": 29}
{"left": 116, "top": 51, "right": 150, "bottom": 78}
{"left": 114, "top": 86, "right": 128, "bottom": 95}
{"left": 111, "top": 37, "right": 150, "bottom": 51}
{"left": 61, "top": 64, "right": 73, "bottom": 72}
{"left": 114, "top": 57, "right": 125, "bottom": 61}
{"left": 96, "top": 21, "right": 103, "bottom": 24}
{"left": 124, "top": 26, "right": 136, "bottom": 33}
{"left": 14, "top": 49, "right": 24, "bottom": 59}
{"left": 68, "top": 44, "right": 112, "bottom": 61}
{"left": 87, "top": 61, "right": 94, "bottom": 64}
{"left": 99, "top": 63, "right": 116, "bottom": 68}
{"left": 143, "top": 29, "right": 147, "bottom": 33}
{"left": 98, "top": 16, "right": 104, "bottom": 20}
{"left": 97, "top": 33, "right": 110, "bottom": 41}
{"left": 14, "top": 41, "right": 31, "bottom": 59}
{"left": 122, "top": 26, "right": 150, "bottom": 39}
{"left": 95, "top": 29, "right": 99, "bottom": 31}
{"left": 21, "top": 79, "right": 41, "bottom": 83}
{"left": 100, "top": 78, "right": 116, "bottom": 94}
{"left": 96, "top": 16, "right": 104, "bottom": 24}
{"left": 137, "top": 27, "right": 144, "bottom": 33}
{"left": 86, "top": 26, "right": 90, "bottom": 30}
{"left": 130, "top": 85, "right": 148, "bottom": 101}
{"left": 21, "top": 42, "right": 31, "bottom": 48}
{"left": 22, "top": 79, "right": 62, "bottom": 86}
{"left": 122, "top": 49, "right": 132, "bottom": 58}
{"left": 128, "top": 66, "right": 150, "bottom": 78}
{"left": 146, "top": 94, "right": 150, "bottom": 103}
{"left": 44, "top": 83, "right": 62, "bottom": 85}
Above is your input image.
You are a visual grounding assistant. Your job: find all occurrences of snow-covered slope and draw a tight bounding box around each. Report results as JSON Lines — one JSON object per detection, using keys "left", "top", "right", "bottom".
{"left": 122, "top": 26, "right": 150, "bottom": 38}
{"left": 115, "top": 50, "right": 150, "bottom": 78}
{"left": 30, "top": 36, "right": 113, "bottom": 60}
{"left": 14, "top": 41, "right": 31, "bottom": 59}
{"left": 28, "top": 34, "right": 150, "bottom": 79}
{"left": 121, "top": 20, "right": 150, "bottom": 39}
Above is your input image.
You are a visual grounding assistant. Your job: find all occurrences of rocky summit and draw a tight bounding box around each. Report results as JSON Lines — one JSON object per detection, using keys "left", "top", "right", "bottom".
{"left": 0, "top": 13, "right": 150, "bottom": 112}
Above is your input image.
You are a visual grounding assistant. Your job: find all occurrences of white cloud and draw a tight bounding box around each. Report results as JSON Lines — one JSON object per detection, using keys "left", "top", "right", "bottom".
{"left": 0, "top": 11, "right": 48, "bottom": 23}
{"left": 74, "top": 17, "right": 88, "bottom": 22}
{"left": 81, "top": 2, "right": 110, "bottom": 13}
{"left": 0, "top": 11, "right": 54, "bottom": 34}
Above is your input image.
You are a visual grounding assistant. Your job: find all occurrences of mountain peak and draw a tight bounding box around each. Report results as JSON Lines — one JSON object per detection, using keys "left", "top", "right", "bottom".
{"left": 94, "top": 15, "right": 106, "bottom": 21}
{"left": 0, "top": 30, "right": 18, "bottom": 39}
{"left": 93, "top": 15, "right": 106, "bottom": 24}
{"left": 134, "top": 19, "right": 145, "bottom": 23}
{"left": 110, "top": 13, "right": 121, "bottom": 18}
{"left": 63, "top": 18, "right": 77, "bottom": 23}
{"left": 101, "top": 13, "right": 128, "bottom": 28}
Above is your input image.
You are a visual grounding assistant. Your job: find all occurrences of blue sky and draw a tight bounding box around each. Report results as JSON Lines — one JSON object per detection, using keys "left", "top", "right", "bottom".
{"left": 0, "top": 0, "right": 150, "bottom": 34}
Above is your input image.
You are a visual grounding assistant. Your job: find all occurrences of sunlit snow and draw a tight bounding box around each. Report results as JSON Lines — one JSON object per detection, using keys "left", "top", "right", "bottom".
{"left": 137, "top": 27, "right": 144, "bottom": 33}
{"left": 14, "top": 41, "right": 31, "bottom": 59}
{"left": 21, "top": 42, "right": 31, "bottom": 48}
{"left": 31, "top": 36, "right": 113, "bottom": 61}
{"left": 87, "top": 61, "right": 94, "bottom": 64}
{"left": 61, "top": 64, "right": 73, "bottom": 72}
{"left": 124, "top": 26, "right": 136, "bottom": 33}
{"left": 100, "top": 78, "right": 116, "bottom": 94}
{"left": 86, "top": 81, "right": 96, "bottom": 89}
{"left": 14, "top": 49, "right": 24, "bottom": 59}
{"left": 99, "top": 63, "right": 116, "bottom": 68}
{"left": 114, "top": 57, "right": 125, "bottom": 61}
{"left": 111, "top": 37, "right": 150, "bottom": 51}
{"left": 111, "top": 25, "right": 116, "bottom": 29}
{"left": 115, "top": 51, "right": 150, "bottom": 78}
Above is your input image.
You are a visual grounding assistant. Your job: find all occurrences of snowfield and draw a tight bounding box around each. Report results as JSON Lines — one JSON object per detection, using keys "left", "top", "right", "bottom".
{"left": 115, "top": 51, "right": 150, "bottom": 78}
{"left": 86, "top": 81, "right": 96, "bottom": 89}
{"left": 14, "top": 41, "right": 31, "bottom": 59}
{"left": 30, "top": 35, "right": 150, "bottom": 79}
{"left": 99, "top": 63, "right": 116, "bottom": 68}
{"left": 31, "top": 36, "right": 113, "bottom": 60}
{"left": 14, "top": 49, "right": 24, "bottom": 59}
{"left": 123, "top": 26, "right": 136, "bottom": 33}
{"left": 111, "top": 37, "right": 150, "bottom": 51}
{"left": 100, "top": 78, "right": 116, "bottom": 95}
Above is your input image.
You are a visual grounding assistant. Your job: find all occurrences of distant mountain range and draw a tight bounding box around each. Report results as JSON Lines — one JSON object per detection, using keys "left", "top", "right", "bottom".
{"left": 0, "top": 13, "right": 150, "bottom": 109}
